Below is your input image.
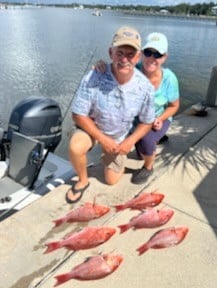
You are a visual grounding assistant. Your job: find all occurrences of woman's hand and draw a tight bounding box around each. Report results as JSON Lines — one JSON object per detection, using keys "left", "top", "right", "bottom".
{"left": 152, "top": 118, "right": 163, "bottom": 131}
{"left": 92, "top": 60, "right": 107, "bottom": 73}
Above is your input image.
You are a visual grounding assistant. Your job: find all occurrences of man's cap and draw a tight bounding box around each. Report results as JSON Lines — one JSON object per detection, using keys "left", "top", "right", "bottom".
{"left": 142, "top": 32, "right": 168, "bottom": 54}
{"left": 112, "top": 26, "right": 141, "bottom": 50}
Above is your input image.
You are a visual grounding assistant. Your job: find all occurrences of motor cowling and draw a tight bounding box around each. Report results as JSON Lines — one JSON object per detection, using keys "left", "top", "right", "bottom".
{"left": 7, "top": 96, "right": 62, "bottom": 152}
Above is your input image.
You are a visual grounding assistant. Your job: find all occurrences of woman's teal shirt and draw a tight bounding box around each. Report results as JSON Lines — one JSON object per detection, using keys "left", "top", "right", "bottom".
{"left": 136, "top": 62, "right": 179, "bottom": 120}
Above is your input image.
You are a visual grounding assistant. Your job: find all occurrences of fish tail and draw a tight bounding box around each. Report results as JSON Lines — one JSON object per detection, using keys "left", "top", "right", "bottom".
{"left": 53, "top": 218, "right": 65, "bottom": 227}
{"left": 114, "top": 205, "right": 124, "bottom": 212}
{"left": 136, "top": 243, "right": 149, "bottom": 255}
{"left": 118, "top": 224, "right": 130, "bottom": 234}
{"left": 44, "top": 241, "right": 62, "bottom": 254}
{"left": 54, "top": 273, "right": 72, "bottom": 287}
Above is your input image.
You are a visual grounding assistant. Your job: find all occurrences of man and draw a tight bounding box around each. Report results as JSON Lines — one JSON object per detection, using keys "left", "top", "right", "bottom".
{"left": 66, "top": 26, "right": 155, "bottom": 203}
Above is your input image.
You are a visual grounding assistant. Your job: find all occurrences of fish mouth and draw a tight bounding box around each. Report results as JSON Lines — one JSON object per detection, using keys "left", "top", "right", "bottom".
{"left": 103, "top": 254, "right": 123, "bottom": 266}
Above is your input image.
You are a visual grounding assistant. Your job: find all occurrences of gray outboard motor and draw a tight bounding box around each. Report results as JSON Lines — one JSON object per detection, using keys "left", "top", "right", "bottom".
{"left": 1, "top": 96, "right": 62, "bottom": 159}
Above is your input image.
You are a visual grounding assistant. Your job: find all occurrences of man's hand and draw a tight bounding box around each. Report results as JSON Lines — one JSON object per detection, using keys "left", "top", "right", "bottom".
{"left": 99, "top": 135, "right": 120, "bottom": 154}
{"left": 119, "top": 137, "right": 135, "bottom": 155}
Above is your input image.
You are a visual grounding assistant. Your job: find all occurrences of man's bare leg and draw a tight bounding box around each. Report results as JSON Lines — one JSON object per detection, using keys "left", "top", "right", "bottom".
{"left": 104, "top": 167, "right": 125, "bottom": 185}
{"left": 67, "top": 131, "right": 93, "bottom": 202}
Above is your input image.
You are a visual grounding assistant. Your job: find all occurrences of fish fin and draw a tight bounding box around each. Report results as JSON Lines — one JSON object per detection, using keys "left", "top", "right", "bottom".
{"left": 136, "top": 243, "right": 149, "bottom": 255}
{"left": 113, "top": 205, "right": 124, "bottom": 212}
{"left": 44, "top": 241, "right": 61, "bottom": 254}
{"left": 83, "top": 256, "right": 93, "bottom": 263}
{"left": 93, "top": 196, "right": 97, "bottom": 206}
{"left": 150, "top": 189, "right": 159, "bottom": 194}
{"left": 64, "top": 244, "right": 76, "bottom": 251}
{"left": 139, "top": 208, "right": 146, "bottom": 212}
{"left": 54, "top": 273, "right": 72, "bottom": 287}
{"left": 52, "top": 219, "right": 65, "bottom": 227}
{"left": 150, "top": 229, "right": 164, "bottom": 239}
{"left": 67, "top": 219, "right": 76, "bottom": 224}
{"left": 118, "top": 224, "right": 130, "bottom": 234}
{"left": 63, "top": 231, "right": 75, "bottom": 239}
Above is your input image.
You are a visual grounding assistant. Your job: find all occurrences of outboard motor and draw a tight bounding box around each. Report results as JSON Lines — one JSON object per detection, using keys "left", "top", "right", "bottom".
{"left": 1, "top": 96, "right": 62, "bottom": 159}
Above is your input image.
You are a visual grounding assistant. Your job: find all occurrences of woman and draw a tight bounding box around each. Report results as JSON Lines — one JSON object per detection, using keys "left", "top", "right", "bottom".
{"left": 132, "top": 32, "right": 180, "bottom": 184}
{"left": 94, "top": 32, "right": 180, "bottom": 185}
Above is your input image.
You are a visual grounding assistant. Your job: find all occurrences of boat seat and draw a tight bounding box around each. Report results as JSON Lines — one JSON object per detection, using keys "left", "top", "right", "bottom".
{"left": 0, "top": 132, "right": 44, "bottom": 199}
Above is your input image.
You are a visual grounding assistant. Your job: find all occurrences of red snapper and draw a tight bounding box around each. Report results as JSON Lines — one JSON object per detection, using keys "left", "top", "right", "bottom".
{"left": 54, "top": 253, "right": 123, "bottom": 286}
{"left": 118, "top": 208, "right": 174, "bottom": 233}
{"left": 44, "top": 226, "right": 116, "bottom": 254}
{"left": 53, "top": 202, "right": 110, "bottom": 227}
{"left": 136, "top": 226, "right": 189, "bottom": 255}
{"left": 114, "top": 190, "right": 164, "bottom": 212}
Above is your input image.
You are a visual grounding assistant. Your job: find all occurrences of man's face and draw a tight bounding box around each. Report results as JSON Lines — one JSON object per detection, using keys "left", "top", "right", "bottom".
{"left": 109, "top": 45, "right": 140, "bottom": 76}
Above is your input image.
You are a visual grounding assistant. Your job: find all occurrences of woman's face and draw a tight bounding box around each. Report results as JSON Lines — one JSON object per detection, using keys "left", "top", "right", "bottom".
{"left": 142, "top": 48, "right": 167, "bottom": 74}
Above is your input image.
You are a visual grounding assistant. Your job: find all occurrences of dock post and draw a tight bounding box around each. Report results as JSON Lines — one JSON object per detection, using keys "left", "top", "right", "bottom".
{"left": 205, "top": 66, "right": 217, "bottom": 107}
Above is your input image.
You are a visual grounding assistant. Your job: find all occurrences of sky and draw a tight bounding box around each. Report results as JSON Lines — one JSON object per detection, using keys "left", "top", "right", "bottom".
{"left": 9, "top": 0, "right": 217, "bottom": 6}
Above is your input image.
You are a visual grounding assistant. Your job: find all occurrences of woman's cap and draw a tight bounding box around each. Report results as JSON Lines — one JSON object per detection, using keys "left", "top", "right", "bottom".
{"left": 142, "top": 32, "right": 168, "bottom": 54}
{"left": 112, "top": 26, "right": 141, "bottom": 50}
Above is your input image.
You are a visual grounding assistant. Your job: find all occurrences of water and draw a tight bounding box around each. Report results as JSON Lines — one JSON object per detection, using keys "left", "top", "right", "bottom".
{"left": 0, "top": 7, "right": 217, "bottom": 160}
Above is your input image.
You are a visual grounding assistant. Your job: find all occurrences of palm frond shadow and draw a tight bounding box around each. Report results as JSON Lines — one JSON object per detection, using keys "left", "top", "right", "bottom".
{"left": 193, "top": 162, "right": 217, "bottom": 234}
{"left": 130, "top": 113, "right": 217, "bottom": 177}
{"left": 137, "top": 115, "right": 217, "bottom": 235}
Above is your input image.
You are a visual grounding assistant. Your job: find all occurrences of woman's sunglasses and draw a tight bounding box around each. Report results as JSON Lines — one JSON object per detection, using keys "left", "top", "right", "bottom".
{"left": 143, "top": 49, "right": 164, "bottom": 59}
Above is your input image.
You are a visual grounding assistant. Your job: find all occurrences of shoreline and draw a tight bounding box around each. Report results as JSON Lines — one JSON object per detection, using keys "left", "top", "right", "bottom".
{"left": 122, "top": 10, "right": 217, "bottom": 22}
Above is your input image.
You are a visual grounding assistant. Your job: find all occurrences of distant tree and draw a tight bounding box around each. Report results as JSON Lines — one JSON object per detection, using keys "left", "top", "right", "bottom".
{"left": 6, "top": 1, "right": 215, "bottom": 17}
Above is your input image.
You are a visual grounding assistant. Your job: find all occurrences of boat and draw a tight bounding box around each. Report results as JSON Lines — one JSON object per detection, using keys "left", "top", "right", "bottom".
{"left": 92, "top": 10, "right": 102, "bottom": 16}
{"left": 0, "top": 96, "right": 76, "bottom": 221}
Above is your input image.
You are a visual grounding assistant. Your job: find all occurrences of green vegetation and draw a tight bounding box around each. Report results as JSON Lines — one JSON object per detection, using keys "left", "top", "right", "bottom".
{"left": 53, "top": 2, "right": 217, "bottom": 16}
{"left": 2, "top": 2, "right": 217, "bottom": 16}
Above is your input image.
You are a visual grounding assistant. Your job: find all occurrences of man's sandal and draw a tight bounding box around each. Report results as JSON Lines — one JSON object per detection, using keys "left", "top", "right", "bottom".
{"left": 65, "top": 183, "right": 90, "bottom": 204}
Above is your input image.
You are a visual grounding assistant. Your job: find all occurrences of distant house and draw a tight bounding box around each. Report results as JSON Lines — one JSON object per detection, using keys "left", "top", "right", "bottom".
{"left": 160, "top": 9, "right": 169, "bottom": 14}
{"left": 211, "top": 6, "right": 217, "bottom": 15}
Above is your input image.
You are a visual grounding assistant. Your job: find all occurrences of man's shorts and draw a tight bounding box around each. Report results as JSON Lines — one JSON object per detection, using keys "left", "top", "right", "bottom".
{"left": 72, "top": 126, "right": 126, "bottom": 173}
{"left": 102, "top": 152, "right": 126, "bottom": 173}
